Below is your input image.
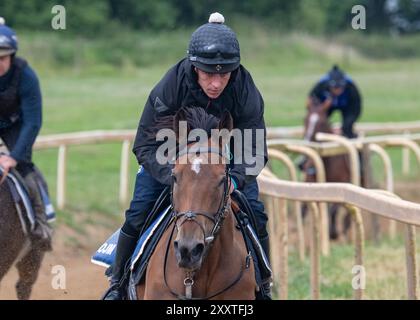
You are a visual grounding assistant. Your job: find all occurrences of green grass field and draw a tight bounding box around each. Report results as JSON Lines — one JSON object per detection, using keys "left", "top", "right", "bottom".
{"left": 287, "top": 234, "right": 420, "bottom": 299}
{"left": 20, "top": 30, "right": 420, "bottom": 299}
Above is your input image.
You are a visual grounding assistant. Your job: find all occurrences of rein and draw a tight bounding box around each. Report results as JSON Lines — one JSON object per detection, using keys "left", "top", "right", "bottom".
{"left": 163, "top": 146, "right": 251, "bottom": 300}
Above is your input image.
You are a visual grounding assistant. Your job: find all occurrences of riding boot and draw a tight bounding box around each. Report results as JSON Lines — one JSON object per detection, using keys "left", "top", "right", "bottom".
{"left": 24, "top": 172, "right": 53, "bottom": 252}
{"left": 258, "top": 235, "right": 272, "bottom": 300}
{"left": 103, "top": 230, "right": 138, "bottom": 300}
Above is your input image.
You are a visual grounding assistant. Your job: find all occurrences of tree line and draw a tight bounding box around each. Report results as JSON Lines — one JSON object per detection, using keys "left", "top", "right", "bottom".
{"left": 1, "top": 0, "right": 419, "bottom": 36}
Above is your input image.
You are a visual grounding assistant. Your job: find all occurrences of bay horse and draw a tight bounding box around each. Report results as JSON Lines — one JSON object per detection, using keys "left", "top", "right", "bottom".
{"left": 0, "top": 171, "right": 46, "bottom": 300}
{"left": 136, "top": 107, "right": 257, "bottom": 299}
{"left": 302, "top": 97, "right": 352, "bottom": 239}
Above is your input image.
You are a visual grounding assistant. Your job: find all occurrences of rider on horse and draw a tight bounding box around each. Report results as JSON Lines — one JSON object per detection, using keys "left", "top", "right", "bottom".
{"left": 0, "top": 18, "right": 52, "bottom": 251}
{"left": 309, "top": 65, "right": 362, "bottom": 139}
{"left": 104, "top": 12, "right": 270, "bottom": 300}
{"left": 299, "top": 65, "right": 363, "bottom": 171}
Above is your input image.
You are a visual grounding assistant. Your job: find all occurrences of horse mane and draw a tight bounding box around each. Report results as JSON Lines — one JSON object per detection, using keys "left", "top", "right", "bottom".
{"left": 145, "top": 106, "right": 221, "bottom": 142}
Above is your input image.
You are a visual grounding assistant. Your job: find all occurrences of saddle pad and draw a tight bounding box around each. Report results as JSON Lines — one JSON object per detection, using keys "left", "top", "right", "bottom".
{"left": 1, "top": 167, "right": 35, "bottom": 232}
{"left": 91, "top": 206, "right": 172, "bottom": 269}
{"left": 91, "top": 229, "right": 120, "bottom": 268}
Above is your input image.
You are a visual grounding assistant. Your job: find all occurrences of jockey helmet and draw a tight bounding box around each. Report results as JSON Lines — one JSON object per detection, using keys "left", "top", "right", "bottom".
{"left": 327, "top": 65, "right": 346, "bottom": 88}
{"left": 0, "top": 17, "right": 18, "bottom": 57}
{"left": 188, "top": 12, "right": 240, "bottom": 74}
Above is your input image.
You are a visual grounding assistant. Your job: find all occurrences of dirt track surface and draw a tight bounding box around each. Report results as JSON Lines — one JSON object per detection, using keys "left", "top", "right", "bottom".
{"left": 0, "top": 218, "right": 113, "bottom": 300}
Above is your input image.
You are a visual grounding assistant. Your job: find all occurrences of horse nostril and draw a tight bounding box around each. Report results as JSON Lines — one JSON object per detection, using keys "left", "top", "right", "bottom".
{"left": 191, "top": 243, "right": 204, "bottom": 258}
{"left": 174, "top": 240, "right": 179, "bottom": 251}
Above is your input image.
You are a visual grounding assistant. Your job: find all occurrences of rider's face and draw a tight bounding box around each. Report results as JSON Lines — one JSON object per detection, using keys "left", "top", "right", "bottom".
{"left": 195, "top": 67, "right": 231, "bottom": 99}
{"left": 330, "top": 86, "right": 344, "bottom": 97}
{"left": 0, "top": 55, "right": 12, "bottom": 77}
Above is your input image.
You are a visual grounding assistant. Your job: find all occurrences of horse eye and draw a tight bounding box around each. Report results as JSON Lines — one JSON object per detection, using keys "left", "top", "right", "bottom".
{"left": 218, "top": 176, "right": 226, "bottom": 186}
{"left": 172, "top": 174, "right": 177, "bottom": 183}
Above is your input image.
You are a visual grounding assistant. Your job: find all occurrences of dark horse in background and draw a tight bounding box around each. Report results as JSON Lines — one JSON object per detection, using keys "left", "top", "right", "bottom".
{"left": 0, "top": 173, "right": 46, "bottom": 299}
{"left": 302, "top": 97, "right": 354, "bottom": 239}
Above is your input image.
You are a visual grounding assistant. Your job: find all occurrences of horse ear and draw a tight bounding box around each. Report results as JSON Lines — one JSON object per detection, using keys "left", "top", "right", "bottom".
{"left": 215, "top": 111, "right": 233, "bottom": 153}
{"left": 218, "top": 111, "right": 233, "bottom": 132}
{"left": 174, "top": 107, "right": 190, "bottom": 143}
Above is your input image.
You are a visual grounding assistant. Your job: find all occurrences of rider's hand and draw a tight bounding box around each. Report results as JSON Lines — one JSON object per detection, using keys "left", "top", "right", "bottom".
{"left": 306, "top": 97, "right": 312, "bottom": 109}
{"left": 0, "top": 154, "right": 17, "bottom": 171}
{"left": 323, "top": 96, "right": 333, "bottom": 110}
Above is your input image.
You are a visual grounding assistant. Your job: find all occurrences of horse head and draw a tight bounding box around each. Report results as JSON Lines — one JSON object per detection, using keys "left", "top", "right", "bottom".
{"left": 171, "top": 107, "right": 233, "bottom": 271}
{"left": 303, "top": 96, "right": 332, "bottom": 141}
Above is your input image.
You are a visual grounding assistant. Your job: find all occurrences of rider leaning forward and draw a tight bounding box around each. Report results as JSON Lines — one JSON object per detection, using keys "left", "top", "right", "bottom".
{"left": 0, "top": 17, "right": 52, "bottom": 251}
{"left": 104, "top": 12, "right": 271, "bottom": 300}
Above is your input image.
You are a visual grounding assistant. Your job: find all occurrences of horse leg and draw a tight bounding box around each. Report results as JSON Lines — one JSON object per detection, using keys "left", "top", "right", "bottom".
{"left": 329, "top": 204, "right": 340, "bottom": 240}
{"left": 15, "top": 247, "right": 45, "bottom": 300}
{"left": 0, "top": 252, "right": 17, "bottom": 284}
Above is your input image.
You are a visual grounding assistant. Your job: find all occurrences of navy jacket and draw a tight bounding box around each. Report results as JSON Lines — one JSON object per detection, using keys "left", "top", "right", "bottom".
{"left": 0, "top": 57, "right": 42, "bottom": 162}
{"left": 310, "top": 75, "right": 361, "bottom": 113}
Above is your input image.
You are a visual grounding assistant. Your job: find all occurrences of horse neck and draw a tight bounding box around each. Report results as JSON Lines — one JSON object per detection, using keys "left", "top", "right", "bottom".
{"left": 316, "top": 116, "right": 333, "bottom": 134}
{"left": 198, "top": 206, "right": 242, "bottom": 279}
{"left": 312, "top": 117, "right": 350, "bottom": 182}
{"left": 305, "top": 111, "right": 333, "bottom": 140}
{"left": 324, "top": 153, "right": 351, "bottom": 182}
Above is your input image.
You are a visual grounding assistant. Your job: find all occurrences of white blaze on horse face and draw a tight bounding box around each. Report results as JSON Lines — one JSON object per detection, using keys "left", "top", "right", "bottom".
{"left": 305, "top": 113, "right": 320, "bottom": 141}
{"left": 191, "top": 158, "right": 203, "bottom": 175}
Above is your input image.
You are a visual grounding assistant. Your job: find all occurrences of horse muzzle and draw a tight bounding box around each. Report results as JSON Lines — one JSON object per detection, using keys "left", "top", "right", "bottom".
{"left": 174, "top": 239, "right": 205, "bottom": 270}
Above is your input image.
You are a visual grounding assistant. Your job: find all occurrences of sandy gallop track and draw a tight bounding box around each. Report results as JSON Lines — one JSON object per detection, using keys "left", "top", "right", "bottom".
{"left": 0, "top": 220, "right": 112, "bottom": 300}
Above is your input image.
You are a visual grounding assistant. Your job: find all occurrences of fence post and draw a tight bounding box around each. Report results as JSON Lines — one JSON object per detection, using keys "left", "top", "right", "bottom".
{"left": 309, "top": 202, "right": 320, "bottom": 300}
{"left": 402, "top": 131, "right": 410, "bottom": 175}
{"left": 368, "top": 143, "right": 396, "bottom": 239}
{"left": 119, "top": 140, "right": 131, "bottom": 208}
{"left": 362, "top": 144, "right": 380, "bottom": 243}
{"left": 316, "top": 133, "right": 361, "bottom": 258}
{"left": 268, "top": 148, "right": 305, "bottom": 261}
{"left": 404, "top": 224, "right": 418, "bottom": 300}
{"left": 57, "top": 145, "right": 67, "bottom": 210}
{"left": 276, "top": 197, "right": 288, "bottom": 300}
{"left": 264, "top": 195, "right": 279, "bottom": 298}
{"left": 347, "top": 205, "right": 364, "bottom": 300}
{"left": 285, "top": 145, "right": 329, "bottom": 257}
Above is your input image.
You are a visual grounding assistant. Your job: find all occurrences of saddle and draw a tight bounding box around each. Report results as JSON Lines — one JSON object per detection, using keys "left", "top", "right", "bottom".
{"left": 0, "top": 167, "right": 55, "bottom": 235}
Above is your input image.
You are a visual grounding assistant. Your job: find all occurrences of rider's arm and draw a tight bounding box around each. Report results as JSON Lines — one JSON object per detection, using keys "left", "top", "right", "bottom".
{"left": 309, "top": 81, "right": 325, "bottom": 99}
{"left": 309, "top": 81, "right": 332, "bottom": 110}
{"left": 9, "top": 65, "right": 42, "bottom": 162}
{"left": 341, "top": 82, "right": 362, "bottom": 137}
{"left": 347, "top": 82, "right": 362, "bottom": 113}
{"left": 132, "top": 63, "right": 181, "bottom": 186}
{"left": 230, "top": 70, "right": 268, "bottom": 190}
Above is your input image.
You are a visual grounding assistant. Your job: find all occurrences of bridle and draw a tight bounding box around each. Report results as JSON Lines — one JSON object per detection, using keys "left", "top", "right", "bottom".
{"left": 163, "top": 145, "right": 251, "bottom": 300}
{"left": 172, "top": 147, "right": 231, "bottom": 248}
